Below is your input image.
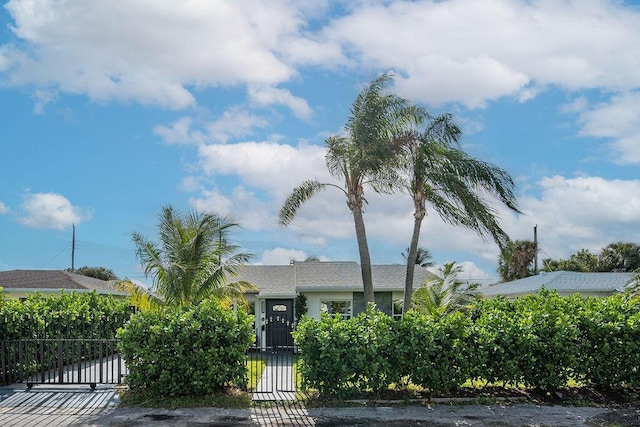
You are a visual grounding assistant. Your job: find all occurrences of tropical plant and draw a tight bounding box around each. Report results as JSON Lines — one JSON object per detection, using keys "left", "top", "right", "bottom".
{"left": 498, "top": 239, "right": 538, "bottom": 281}
{"left": 402, "top": 246, "right": 434, "bottom": 267}
{"left": 66, "top": 266, "right": 118, "bottom": 281}
{"left": 131, "top": 205, "right": 254, "bottom": 307}
{"left": 412, "top": 262, "right": 478, "bottom": 317}
{"left": 279, "top": 73, "right": 421, "bottom": 304}
{"left": 398, "top": 114, "right": 520, "bottom": 308}
{"left": 598, "top": 242, "right": 640, "bottom": 272}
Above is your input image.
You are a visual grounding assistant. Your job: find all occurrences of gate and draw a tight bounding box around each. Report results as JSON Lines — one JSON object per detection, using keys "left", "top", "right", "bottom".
{"left": 246, "top": 316, "right": 298, "bottom": 398}
{"left": 1, "top": 338, "right": 127, "bottom": 388}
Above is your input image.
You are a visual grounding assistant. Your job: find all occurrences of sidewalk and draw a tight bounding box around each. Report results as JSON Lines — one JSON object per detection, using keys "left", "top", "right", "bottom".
{"left": 1, "top": 384, "right": 638, "bottom": 426}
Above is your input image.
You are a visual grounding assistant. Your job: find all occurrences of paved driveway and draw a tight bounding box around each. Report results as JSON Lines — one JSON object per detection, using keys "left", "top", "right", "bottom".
{"left": 0, "top": 384, "right": 120, "bottom": 427}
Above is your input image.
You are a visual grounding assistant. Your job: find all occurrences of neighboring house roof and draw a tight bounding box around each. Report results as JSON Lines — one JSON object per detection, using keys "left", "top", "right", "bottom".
{"left": 481, "top": 270, "right": 636, "bottom": 298}
{"left": 235, "top": 261, "right": 434, "bottom": 297}
{"left": 0, "top": 270, "right": 127, "bottom": 297}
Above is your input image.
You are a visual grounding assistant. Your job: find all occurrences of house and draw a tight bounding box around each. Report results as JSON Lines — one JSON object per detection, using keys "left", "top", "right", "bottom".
{"left": 235, "top": 260, "right": 435, "bottom": 348}
{"left": 480, "top": 270, "right": 636, "bottom": 299}
{"left": 0, "top": 270, "right": 128, "bottom": 300}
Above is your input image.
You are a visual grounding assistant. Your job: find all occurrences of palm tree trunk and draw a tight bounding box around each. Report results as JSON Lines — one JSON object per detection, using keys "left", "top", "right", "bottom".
{"left": 403, "top": 215, "right": 424, "bottom": 311}
{"left": 351, "top": 205, "right": 375, "bottom": 304}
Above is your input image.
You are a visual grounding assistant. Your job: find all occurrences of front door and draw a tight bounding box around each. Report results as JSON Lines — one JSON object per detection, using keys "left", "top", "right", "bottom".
{"left": 265, "top": 299, "right": 294, "bottom": 349}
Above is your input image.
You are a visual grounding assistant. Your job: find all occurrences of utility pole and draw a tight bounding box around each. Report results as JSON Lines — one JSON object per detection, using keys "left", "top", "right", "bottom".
{"left": 533, "top": 224, "right": 538, "bottom": 274}
{"left": 71, "top": 224, "right": 76, "bottom": 271}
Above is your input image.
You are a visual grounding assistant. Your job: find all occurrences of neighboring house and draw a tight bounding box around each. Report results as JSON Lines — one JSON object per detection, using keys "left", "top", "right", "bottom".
{"left": 235, "top": 260, "right": 435, "bottom": 348}
{"left": 0, "top": 270, "right": 127, "bottom": 300}
{"left": 481, "top": 270, "right": 636, "bottom": 299}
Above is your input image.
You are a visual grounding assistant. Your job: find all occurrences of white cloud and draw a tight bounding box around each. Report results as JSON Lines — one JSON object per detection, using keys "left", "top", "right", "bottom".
{"left": 248, "top": 86, "right": 313, "bottom": 119}
{"left": 205, "top": 107, "right": 270, "bottom": 144}
{"left": 198, "top": 141, "right": 329, "bottom": 196}
{"left": 502, "top": 175, "right": 640, "bottom": 260}
{"left": 153, "top": 117, "right": 204, "bottom": 146}
{"left": 257, "top": 248, "right": 307, "bottom": 265}
{"left": 0, "top": 202, "right": 10, "bottom": 214}
{"left": 574, "top": 91, "right": 640, "bottom": 164}
{"left": 18, "top": 192, "right": 91, "bottom": 229}
{"left": 322, "top": 0, "right": 640, "bottom": 107}
{"left": 3, "top": 0, "right": 301, "bottom": 108}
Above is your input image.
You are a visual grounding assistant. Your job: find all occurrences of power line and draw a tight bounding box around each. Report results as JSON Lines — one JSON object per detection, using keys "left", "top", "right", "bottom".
{"left": 39, "top": 244, "right": 70, "bottom": 268}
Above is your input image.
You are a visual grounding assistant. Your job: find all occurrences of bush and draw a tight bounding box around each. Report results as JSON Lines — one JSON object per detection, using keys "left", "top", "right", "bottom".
{"left": 117, "top": 299, "right": 254, "bottom": 396}
{"left": 396, "top": 311, "right": 473, "bottom": 393}
{"left": 573, "top": 293, "right": 640, "bottom": 387}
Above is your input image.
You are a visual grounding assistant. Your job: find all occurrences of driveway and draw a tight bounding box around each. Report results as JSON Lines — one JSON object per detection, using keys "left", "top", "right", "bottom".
{"left": 1, "top": 385, "right": 638, "bottom": 426}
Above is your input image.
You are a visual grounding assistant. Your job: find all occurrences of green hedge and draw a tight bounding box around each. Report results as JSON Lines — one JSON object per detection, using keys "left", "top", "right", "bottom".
{"left": 294, "top": 291, "right": 640, "bottom": 397}
{"left": 117, "top": 299, "right": 254, "bottom": 396}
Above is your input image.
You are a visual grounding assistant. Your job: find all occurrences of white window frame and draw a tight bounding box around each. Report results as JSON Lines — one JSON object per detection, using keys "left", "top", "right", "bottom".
{"left": 320, "top": 299, "right": 352, "bottom": 320}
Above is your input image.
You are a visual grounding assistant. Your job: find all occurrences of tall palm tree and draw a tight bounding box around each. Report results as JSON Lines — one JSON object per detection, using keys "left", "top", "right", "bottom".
{"left": 402, "top": 246, "right": 434, "bottom": 267}
{"left": 279, "top": 73, "right": 421, "bottom": 304}
{"left": 132, "top": 205, "right": 254, "bottom": 307}
{"left": 412, "top": 261, "right": 478, "bottom": 317}
{"left": 399, "top": 114, "right": 520, "bottom": 309}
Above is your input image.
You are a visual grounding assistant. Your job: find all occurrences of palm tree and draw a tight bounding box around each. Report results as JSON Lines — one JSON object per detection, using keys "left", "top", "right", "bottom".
{"left": 131, "top": 205, "right": 254, "bottom": 307}
{"left": 412, "top": 262, "right": 478, "bottom": 317}
{"left": 402, "top": 246, "right": 434, "bottom": 267}
{"left": 398, "top": 114, "right": 520, "bottom": 309}
{"left": 497, "top": 239, "right": 538, "bottom": 281}
{"left": 279, "top": 73, "right": 421, "bottom": 304}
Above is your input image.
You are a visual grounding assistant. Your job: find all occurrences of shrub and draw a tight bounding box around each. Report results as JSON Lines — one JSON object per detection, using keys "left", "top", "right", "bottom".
{"left": 573, "top": 293, "right": 640, "bottom": 387}
{"left": 117, "top": 299, "right": 254, "bottom": 396}
{"left": 396, "top": 311, "right": 473, "bottom": 393}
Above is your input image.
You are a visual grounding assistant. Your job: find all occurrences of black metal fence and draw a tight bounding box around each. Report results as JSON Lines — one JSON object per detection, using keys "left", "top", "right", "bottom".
{"left": 1, "top": 338, "right": 127, "bottom": 388}
{"left": 245, "top": 316, "right": 299, "bottom": 395}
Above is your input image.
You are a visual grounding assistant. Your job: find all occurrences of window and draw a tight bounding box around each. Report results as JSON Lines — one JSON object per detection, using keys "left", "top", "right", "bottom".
{"left": 320, "top": 300, "right": 352, "bottom": 319}
{"left": 272, "top": 304, "right": 287, "bottom": 312}
{"left": 392, "top": 299, "right": 403, "bottom": 321}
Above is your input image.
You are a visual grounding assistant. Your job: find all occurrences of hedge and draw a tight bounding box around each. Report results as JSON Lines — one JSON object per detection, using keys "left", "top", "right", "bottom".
{"left": 294, "top": 291, "right": 640, "bottom": 397}
{"left": 117, "top": 299, "right": 254, "bottom": 396}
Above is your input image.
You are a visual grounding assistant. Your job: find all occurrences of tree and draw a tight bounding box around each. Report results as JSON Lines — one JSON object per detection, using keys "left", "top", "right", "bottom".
{"left": 412, "top": 261, "right": 478, "bottom": 317}
{"left": 279, "top": 73, "right": 420, "bottom": 304}
{"left": 131, "top": 205, "right": 254, "bottom": 307}
{"left": 498, "top": 239, "right": 537, "bottom": 282}
{"left": 399, "top": 114, "right": 520, "bottom": 308}
{"left": 402, "top": 247, "right": 434, "bottom": 267}
{"left": 67, "top": 266, "right": 118, "bottom": 281}
{"left": 598, "top": 242, "right": 640, "bottom": 272}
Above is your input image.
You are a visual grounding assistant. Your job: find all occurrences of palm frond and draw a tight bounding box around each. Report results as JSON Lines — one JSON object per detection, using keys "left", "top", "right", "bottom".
{"left": 278, "top": 180, "right": 330, "bottom": 226}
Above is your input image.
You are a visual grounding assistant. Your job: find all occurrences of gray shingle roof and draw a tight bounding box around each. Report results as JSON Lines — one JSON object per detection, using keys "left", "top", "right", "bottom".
{"left": 0, "top": 270, "right": 125, "bottom": 296}
{"left": 481, "top": 270, "right": 636, "bottom": 297}
{"left": 236, "top": 261, "right": 434, "bottom": 295}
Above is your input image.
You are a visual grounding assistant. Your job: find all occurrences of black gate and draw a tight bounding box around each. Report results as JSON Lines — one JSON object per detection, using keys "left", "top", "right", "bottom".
{"left": 1, "top": 338, "right": 127, "bottom": 388}
{"left": 246, "top": 316, "right": 298, "bottom": 397}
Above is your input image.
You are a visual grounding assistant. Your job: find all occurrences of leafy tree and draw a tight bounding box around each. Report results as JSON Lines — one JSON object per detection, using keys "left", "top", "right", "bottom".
{"left": 411, "top": 262, "right": 478, "bottom": 317}
{"left": 401, "top": 246, "right": 434, "bottom": 267}
{"left": 398, "top": 114, "right": 520, "bottom": 308}
{"left": 131, "top": 205, "right": 254, "bottom": 307}
{"left": 543, "top": 242, "right": 640, "bottom": 273}
{"left": 498, "top": 239, "right": 537, "bottom": 282}
{"left": 598, "top": 242, "right": 640, "bottom": 272}
{"left": 279, "top": 73, "right": 420, "bottom": 304}
{"left": 67, "top": 266, "right": 118, "bottom": 281}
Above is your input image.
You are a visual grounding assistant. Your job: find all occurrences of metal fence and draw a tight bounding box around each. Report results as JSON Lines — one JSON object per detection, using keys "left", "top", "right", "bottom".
{"left": 1, "top": 338, "right": 127, "bottom": 388}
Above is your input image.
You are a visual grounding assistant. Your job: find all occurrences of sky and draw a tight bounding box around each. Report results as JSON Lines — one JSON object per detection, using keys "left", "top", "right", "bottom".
{"left": 1, "top": 0, "right": 639, "bottom": 286}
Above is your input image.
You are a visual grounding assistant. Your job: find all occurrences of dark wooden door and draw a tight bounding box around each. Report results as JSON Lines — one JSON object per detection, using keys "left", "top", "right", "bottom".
{"left": 265, "top": 299, "right": 294, "bottom": 349}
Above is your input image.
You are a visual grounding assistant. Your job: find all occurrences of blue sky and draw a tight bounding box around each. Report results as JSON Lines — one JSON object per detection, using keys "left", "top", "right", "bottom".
{"left": 1, "top": 0, "right": 639, "bottom": 286}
